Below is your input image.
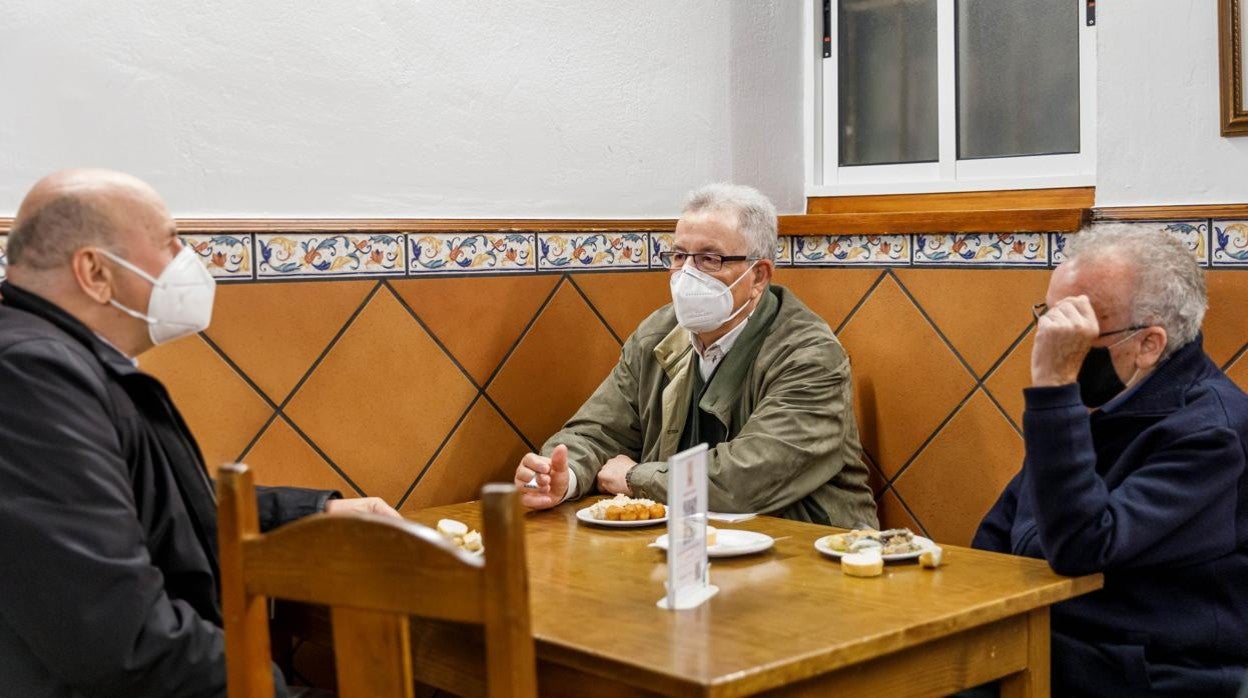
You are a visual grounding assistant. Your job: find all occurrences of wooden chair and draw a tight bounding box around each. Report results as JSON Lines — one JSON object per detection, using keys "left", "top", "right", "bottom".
{"left": 217, "top": 464, "right": 537, "bottom": 698}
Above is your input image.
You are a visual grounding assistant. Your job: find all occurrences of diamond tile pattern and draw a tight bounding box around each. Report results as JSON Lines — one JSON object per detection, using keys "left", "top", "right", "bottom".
{"left": 834, "top": 275, "right": 977, "bottom": 477}
{"left": 141, "top": 267, "right": 1248, "bottom": 543}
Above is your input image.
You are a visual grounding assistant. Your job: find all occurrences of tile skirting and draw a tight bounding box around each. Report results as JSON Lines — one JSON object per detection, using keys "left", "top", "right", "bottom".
{"left": 0, "top": 222, "right": 1240, "bottom": 282}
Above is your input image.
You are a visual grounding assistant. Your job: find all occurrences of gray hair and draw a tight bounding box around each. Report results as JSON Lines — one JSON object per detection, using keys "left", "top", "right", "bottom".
{"left": 1066, "top": 223, "right": 1207, "bottom": 355}
{"left": 8, "top": 196, "right": 118, "bottom": 271}
{"left": 682, "top": 183, "right": 778, "bottom": 261}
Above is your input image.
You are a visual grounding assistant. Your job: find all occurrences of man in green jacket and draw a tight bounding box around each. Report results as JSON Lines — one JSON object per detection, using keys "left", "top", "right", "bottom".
{"left": 513, "top": 184, "right": 878, "bottom": 527}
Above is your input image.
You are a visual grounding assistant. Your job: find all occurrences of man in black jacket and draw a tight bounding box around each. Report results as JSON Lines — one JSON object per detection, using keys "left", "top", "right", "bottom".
{"left": 974, "top": 225, "right": 1248, "bottom": 696}
{"left": 0, "top": 169, "right": 400, "bottom": 697}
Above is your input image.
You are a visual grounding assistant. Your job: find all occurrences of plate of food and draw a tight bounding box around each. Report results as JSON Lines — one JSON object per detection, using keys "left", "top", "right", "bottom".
{"left": 650, "top": 527, "right": 774, "bottom": 558}
{"left": 814, "top": 528, "right": 934, "bottom": 562}
{"left": 576, "top": 494, "right": 667, "bottom": 527}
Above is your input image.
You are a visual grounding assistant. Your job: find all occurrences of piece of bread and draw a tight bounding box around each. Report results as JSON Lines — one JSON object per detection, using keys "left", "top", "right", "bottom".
{"left": 919, "top": 546, "right": 943, "bottom": 568}
{"left": 841, "top": 550, "right": 884, "bottom": 577}
{"left": 436, "top": 518, "right": 468, "bottom": 538}
{"left": 706, "top": 526, "right": 718, "bottom": 547}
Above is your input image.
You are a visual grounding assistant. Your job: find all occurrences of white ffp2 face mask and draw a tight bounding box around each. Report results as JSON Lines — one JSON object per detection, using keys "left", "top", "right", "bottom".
{"left": 668, "top": 261, "right": 757, "bottom": 333}
{"left": 100, "top": 246, "right": 217, "bottom": 345}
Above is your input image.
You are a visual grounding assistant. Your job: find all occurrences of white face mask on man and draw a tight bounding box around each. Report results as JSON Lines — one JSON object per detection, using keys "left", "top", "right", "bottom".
{"left": 97, "top": 246, "right": 217, "bottom": 345}
{"left": 669, "top": 261, "right": 758, "bottom": 333}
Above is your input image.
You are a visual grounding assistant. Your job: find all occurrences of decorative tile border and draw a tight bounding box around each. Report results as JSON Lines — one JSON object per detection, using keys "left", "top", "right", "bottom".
{"left": 409, "top": 233, "right": 535, "bottom": 274}
{"left": 258, "top": 233, "right": 406, "bottom": 278}
{"left": 649, "top": 233, "right": 674, "bottom": 270}
{"left": 147, "top": 223, "right": 1247, "bottom": 280}
{"left": 775, "top": 237, "right": 793, "bottom": 266}
{"left": 537, "top": 232, "right": 648, "bottom": 271}
{"left": 792, "top": 235, "right": 909, "bottom": 266}
{"left": 0, "top": 234, "right": 7, "bottom": 282}
{"left": 913, "top": 233, "right": 1048, "bottom": 266}
{"left": 1159, "top": 221, "right": 1209, "bottom": 266}
{"left": 1213, "top": 220, "right": 1248, "bottom": 265}
{"left": 181, "top": 234, "right": 253, "bottom": 279}
{"left": 1050, "top": 232, "right": 1069, "bottom": 265}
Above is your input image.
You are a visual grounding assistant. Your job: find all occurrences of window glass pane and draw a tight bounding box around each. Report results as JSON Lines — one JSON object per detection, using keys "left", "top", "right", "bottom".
{"left": 838, "top": 0, "right": 939, "bottom": 167}
{"left": 957, "top": 0, "right": 1080, "bottom": 159}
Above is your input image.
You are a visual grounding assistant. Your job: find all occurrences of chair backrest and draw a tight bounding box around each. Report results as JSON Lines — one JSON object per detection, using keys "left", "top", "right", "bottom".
{"left": 217, "top": 464, "right": 537, "bottom": 698}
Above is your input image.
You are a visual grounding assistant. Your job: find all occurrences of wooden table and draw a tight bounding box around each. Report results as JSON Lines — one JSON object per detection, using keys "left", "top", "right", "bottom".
{"left": 279, "top": 498, "right": 1101, "bottom": 697}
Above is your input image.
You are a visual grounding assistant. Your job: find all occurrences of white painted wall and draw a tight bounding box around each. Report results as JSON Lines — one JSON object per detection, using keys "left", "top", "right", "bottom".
{"left": 1097, "top": 0, "right": 1248, "bottom": 207}
{"left": 4, "top": 0, "right": 1241, "bottom": 215}
{"left": 0, "top": 1, "right": 804, "bottom": 217}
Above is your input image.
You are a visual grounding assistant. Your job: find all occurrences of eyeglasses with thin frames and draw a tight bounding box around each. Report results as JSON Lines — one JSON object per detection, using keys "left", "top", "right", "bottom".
{"left": 1031, "top": 302, "right": 1148, "bottom": 338}
{"left": 658, "top": 250, "right": 759, "bottom": 273}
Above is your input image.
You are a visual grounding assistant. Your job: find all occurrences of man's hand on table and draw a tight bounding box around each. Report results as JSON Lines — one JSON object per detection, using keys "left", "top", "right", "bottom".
{"left": 596, "top": 454, "right": 636, "bottom": 496}
{"left": 324, "top": 497, "right": 403, "bottom": 519}
{"left": 1031, "top": 295, "right": 1100, "bottom": 387}
{"left": 515, "top": 444, "right": 570, "bottom": 509}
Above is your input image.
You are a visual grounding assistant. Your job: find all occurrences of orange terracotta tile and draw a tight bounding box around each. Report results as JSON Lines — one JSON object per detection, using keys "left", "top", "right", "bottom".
{"left": 983, "top": 328, "right": 1036, "bottom": 429}
{"left": 1203, "top": 271, "right": 1248, "bottom": 367}
{"left": 892, "top": 390, "right": 1023, "bottom": 547}
{"left": 140, "top": 334, "right": 274, "bottom": 471}
{"left": 863, "top": 451, "right": 887, "bottom": 497}
{"left": 237, "top": 416, "right": 356, "bottom": 494}
{"left": 284, "top": 288, "right": 478, "bottom": 506}
{"left": 772, "top": 268, "right": 884, "bottom": 332}
{"left": 487, "top": 283, "right": 623, "bottom": 447}
{"left": 389, "top": 275, "right": 560, "bottom": 385}
{"left": 570, "top": 271, "right": 673, "bottom": 340}
{"left": 399, "top": 400, "right": 529, "bottom": 514}
{"left": 894, "top": 268, "right": 1051, "bottom": 378}
{"left": 837, "top": 275, "right": 976, "bottom": 480}
{"left": 204, "top": 281, "right": 375, "bottom": 403}
{"left": 877, "top": 487, "right": 926, "bottom": 536}
{"left": 1227, "top": 354, "right": 1248, "bottom": 393}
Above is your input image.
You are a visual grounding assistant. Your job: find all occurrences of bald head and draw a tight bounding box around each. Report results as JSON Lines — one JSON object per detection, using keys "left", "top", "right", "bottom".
{"left": 8, "top": 169, "right": 169, "bottom": 273}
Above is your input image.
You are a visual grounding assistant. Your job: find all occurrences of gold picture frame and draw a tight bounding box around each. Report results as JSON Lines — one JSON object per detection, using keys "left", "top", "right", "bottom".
{"left": 1219, "top": 0, "right": 1248, "bottom": 135}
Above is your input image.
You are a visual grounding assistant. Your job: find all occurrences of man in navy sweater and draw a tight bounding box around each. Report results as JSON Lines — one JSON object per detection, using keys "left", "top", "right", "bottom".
{"left": 974, "top": 224, "right": 1248, "bottom": 697}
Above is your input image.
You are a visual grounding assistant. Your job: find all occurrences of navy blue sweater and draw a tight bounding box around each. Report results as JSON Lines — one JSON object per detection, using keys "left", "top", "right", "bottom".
{"left": 975, "top": 337, "right": 1248, "bottom": 697}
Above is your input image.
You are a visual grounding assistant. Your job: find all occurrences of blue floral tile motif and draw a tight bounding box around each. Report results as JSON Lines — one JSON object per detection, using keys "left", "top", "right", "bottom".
{"left": 1212, "top": 220, "right": 1248, "bottom": 265}
{"left": 775, "top": 237, "right": 793, "bottom": 266}
{"left": 1158, "top": 221, "right": 1210, "bottom": 266}
{"left": 1050, "top": 233, "right": 1069, "bottom": 265}
{"left": 537, "top": 232, "right": 648, "bottom": 271}
{"left": 792, "top": 235, "right": 909, "bottom": 265}
{"left": 257, "top": 233, "right": 406, "bottom": 278}
{"left": 649, "top": 233, "right": 674, "bottom": 269}
{"left": 408, "top": 233, "right": 534, "bottom": 274}
{"left": 181, "top": 234, "right": 253, "bottom": 279}
{"left": 0, "top": 235, "right": 7, "bottom": 282}
{"left": 913, "top": 233, "right": 1048, "bottom": 266}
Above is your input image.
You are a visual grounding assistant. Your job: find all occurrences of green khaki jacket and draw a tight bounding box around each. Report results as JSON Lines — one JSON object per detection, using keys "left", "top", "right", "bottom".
{"left": 543, "top": 285, "right": 878, "bottom": 528}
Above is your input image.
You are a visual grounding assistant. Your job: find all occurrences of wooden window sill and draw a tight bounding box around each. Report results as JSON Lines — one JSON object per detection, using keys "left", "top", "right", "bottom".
{"left": 779, "top": 187, "right": 1094, "bottom": 236}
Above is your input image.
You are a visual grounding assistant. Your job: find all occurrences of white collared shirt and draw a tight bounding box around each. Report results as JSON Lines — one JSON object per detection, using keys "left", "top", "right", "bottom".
{"left": 690, "top": 312, "right": 752, "bottom": 382}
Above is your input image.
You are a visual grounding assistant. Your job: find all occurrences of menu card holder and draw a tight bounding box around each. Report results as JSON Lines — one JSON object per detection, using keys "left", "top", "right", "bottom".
{"left": 657, "top": 443, "right": 718, "bottom": 610}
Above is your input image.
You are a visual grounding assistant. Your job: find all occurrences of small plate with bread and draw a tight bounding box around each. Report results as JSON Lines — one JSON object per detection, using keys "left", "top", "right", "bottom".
{"left": 814, "top": 528, "right": 935, "bottom": 562}
{"left": 650, "top": 528, "right": 774, "bottom": 558}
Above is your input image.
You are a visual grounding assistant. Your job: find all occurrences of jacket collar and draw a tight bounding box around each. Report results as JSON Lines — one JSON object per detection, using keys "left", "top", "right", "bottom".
{"left": 0, "top": 281, "right": 141, "bottom": 377}
{"left": 1098, "top": 334, "right": 1214, "bottom": 417}
{"left": 653, "top": 287, "right": 781, "bottom": 424}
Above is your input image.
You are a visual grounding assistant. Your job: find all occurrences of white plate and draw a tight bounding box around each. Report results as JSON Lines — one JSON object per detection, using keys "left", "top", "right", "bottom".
{"left": 650, "top": 530, "right": 775, "bottom": 557}
{"left": 575, "top": 506, "right": 667, "bottom": 528}
{"left": 814, "top": 534, "right": 936, "bottom": 562}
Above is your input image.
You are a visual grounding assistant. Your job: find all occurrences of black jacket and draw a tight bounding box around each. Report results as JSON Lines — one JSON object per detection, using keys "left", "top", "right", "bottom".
{"left": 0, "top": 281, "right": 336, "bottom": 697}
{"left": 975, "top": 336, "right": 1248, "bottom": 697}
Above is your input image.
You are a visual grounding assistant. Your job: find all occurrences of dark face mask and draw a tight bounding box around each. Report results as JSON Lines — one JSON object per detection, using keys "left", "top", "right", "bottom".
{"left": 1077, "top": 347, "right": 1126, "bottom": 408}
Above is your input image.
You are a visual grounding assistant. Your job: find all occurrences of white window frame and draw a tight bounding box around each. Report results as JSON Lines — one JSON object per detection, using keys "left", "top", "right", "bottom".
{"left": 804, "top": 0, "right": 1097, "bottom": 197}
